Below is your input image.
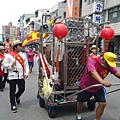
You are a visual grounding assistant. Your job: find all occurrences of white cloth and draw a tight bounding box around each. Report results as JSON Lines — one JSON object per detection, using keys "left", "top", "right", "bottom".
{"left": 3, "top": 53, "right": 8, "bottom": 73}
{"left": 51, "top": 39, "right": 65, "bottom": 62}
{"left": 2, "top": 52, "right": 29, "bottom": 80}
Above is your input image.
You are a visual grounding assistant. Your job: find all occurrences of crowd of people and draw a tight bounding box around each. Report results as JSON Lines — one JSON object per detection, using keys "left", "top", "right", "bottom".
{"left": 1, "top": 39, "right": 120, "bottom": 120}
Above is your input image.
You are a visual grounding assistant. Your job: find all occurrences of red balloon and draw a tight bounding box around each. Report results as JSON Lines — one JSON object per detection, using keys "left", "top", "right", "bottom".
{"left": 100, "top": 26, "right": 115, "bottom": 41}
{"left": 53, "top": 23, "right": 68, "bottom": 39}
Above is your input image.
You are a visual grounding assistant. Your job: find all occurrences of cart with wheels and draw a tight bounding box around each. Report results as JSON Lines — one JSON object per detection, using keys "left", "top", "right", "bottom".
{"left": 37, "top": 16, "right": 107, "bottom": 118}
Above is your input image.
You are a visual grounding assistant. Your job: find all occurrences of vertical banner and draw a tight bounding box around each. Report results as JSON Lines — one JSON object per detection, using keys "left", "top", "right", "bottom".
{"left": 66, "top": 0, "right": 80, "bottom": 20}
{"left": 66, "top": 0, "right": 73, "bottom": 18}
{"left": 72, "top": 0, "right": 80, "bottom": 20}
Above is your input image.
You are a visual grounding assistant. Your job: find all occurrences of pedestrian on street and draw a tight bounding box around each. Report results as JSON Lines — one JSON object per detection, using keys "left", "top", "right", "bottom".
{"left": 89, "top": 45, "right": 100, "bottom": 58}
{"left": 0, "top": 46, "right": 6, "bottom": 92}
{"left": 2, "top": 40, "right": 29, "bottom": 113}
{"left": 2, "top": 65, "right": 9, "bottom": 89}
{"left": 3, "top": 38, "right": 12, "bottom": 53}
{"left": 26, "top": 47, "right": 35, "bottom": 73}
{"left": 76, "top": 52, "right": 120, "bottom": 120}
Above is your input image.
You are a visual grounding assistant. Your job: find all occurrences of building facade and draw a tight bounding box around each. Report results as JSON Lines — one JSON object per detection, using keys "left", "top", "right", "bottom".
{"left": 49, "top": 1, "right": 66, "bottom": 21}
{"left": 34, "top": 9, "right": 49, "bottom": 31}
{"left": 81, "top": 0, "right": 120, "bottom": 56}
{"left": 17, "top": 14, "right": 35, "bottom": 41}
{"left": 2, "top": 22, "right": 16, "bottom": 41}
{"left": 24, "top": 16, "right": 35, "bottom": 36}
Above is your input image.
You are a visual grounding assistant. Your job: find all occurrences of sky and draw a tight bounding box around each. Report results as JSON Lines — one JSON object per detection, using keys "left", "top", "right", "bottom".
{"left": 0, "top": 0, "right": 61, "bottom": 33}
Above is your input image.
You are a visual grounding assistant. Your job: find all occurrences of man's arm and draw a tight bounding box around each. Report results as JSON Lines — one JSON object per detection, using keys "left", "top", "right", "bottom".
{"left": 113, "top": 71, "right": 120, "bottom": 79}
{"left": 90, "top": 70, "right": 111, "bottom": 87}
{"left": 2, "top": 54, "right": 13, "bottom": 70}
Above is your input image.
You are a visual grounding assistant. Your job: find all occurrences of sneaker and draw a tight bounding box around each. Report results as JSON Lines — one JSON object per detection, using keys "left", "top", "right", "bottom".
{"left": 11, "top": 106, "right": 17, "bottom": 113}
{"left": 16, "top": 98, "right": 20, "bottom": 104}
{"left": 76, "top": 116, "right": 82, "bottom": 120}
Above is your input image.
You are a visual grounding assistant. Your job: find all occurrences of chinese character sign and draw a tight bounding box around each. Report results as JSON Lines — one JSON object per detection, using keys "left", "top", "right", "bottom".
{"left": 94, "top": 2, "right": 103, "bottom": 13}
{"left": 93, "top": 14, "right": 102, "bottom": 24}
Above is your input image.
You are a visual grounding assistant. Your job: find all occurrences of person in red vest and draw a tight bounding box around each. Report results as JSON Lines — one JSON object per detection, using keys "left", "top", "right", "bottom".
{"left": 0, "top": 46, "right": 5, "bottom": 92}
{"left": 3, "top": 38, "right": 12, "bottom": 53}
{"left": 89, "top": 45, "right": 100, "bottom": 58}
{"left": 2, "top": 40, "right": 29, "bottom": 113}
{"left": 76, "top": 52, "right": 120, "bottom": 120}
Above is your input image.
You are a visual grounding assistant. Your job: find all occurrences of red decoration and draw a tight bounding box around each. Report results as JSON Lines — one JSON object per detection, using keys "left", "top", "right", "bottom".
{"left": 53, "top": 23, "right": 68, "bottom": 40}
{"left": 100, "top": 26, "right": 115, "bottom": 42}
{"left": 101, "top": 26, "right": 115, "bottom": 53}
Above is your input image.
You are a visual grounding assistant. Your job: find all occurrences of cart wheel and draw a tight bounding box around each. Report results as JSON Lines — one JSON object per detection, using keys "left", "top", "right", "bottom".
{"left": 87, "top": 101, "right": 96, "bottom": 111}
{"left": 39, "top": 97, "right": 45, "bottom": 108}
{"left": 48, "top": 106, "right": 56, "bottom": 118}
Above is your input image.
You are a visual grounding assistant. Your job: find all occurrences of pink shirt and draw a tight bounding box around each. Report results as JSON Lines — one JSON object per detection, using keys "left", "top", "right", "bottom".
{"left": 79, "top": 56, "right": 118, "bottom": 92}
{"left": 26, "top": 51, "right": 35, "bottom": 62}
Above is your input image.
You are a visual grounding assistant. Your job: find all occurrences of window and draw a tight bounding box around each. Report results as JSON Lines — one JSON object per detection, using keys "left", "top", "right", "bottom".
{"left": 118, "top": 41, "right": 120, "bottom": 54}
{"left": 108, "top": 6, "right": 120, "bottom": 23}
{"left": 63, "top": 12, "right": 66, "bottom": 18}
{"left": 35, "top": 11, "right": 38, "bottom": 18}
{"left": 117, "top": 6, "right": 120, "bottom": 21}
{"left": 54, "top": 10, "right": 58, "bottom": 17}
{"left": 88, "top": 0, "right": 91, "bottom": 5}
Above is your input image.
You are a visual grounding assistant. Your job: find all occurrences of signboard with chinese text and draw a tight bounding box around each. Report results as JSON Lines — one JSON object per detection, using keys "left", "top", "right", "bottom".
{"left": 93, "top": 2, "right": 103, "bottom": 13}
{"left": 93, "top": 14, "right": 102, "bottom": 24}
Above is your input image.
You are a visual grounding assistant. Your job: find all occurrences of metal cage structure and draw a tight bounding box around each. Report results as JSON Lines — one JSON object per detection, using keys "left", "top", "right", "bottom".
{"left": 37, "top": 16, "right": 103, "bottom": 118}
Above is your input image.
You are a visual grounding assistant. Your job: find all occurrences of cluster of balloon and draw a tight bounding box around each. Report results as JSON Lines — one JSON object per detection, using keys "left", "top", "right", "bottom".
{"left": 100, "top": 26, "right": 115, "bottom": 53}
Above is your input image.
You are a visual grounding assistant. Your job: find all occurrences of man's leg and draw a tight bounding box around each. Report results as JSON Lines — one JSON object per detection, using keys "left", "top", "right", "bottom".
{"left": 76, "top": 88, "right": 92, "bottom": 120}
{"left": 77, "top": 102, "right": 83, "bottom": 120}
{"left": 95, "top": 102, "right": 107, "bottom": 120}
{"left": 9, "top": 80, "right": 16, "bottom": 106}
{"left": 94, "top": 88, "right": 107, "bottom": 120}
{"left": 0, "top": 76, "right": 4, "bottom": 91}
{"left": 28, "top": 62, "right": 32, "bottom": 73}
{"left": 16, "top": 79, "right": 25, "bottom": 103}
{"left": 31, "top": 62, "right": 34, "bottom": 72}
{"left": 3, "top": 73, "right": 8, "bottom": 88}
{"left": 77, "top": 102, "right": 83, "bottom": 113}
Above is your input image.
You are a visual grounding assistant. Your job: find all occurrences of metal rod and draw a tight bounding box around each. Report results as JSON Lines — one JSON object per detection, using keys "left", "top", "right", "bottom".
{"left": 64, "top": 38, "right": 67, "bottom": 98}
{"left": 66, "top": 83, "right": 120, "bottom": 99}
{"left": 107, "top": 89, "right": 120, "bottom": 94}
{"left": 66, "top": 84, "right": 103, "bottom": 99}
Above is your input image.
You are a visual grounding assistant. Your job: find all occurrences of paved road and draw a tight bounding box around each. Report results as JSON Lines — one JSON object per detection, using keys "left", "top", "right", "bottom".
{"left": 0, "top": 63, "right": 120, "bottom": 120}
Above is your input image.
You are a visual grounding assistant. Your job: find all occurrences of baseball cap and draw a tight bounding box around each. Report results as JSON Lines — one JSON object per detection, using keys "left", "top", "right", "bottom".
{"left": 104, "top": 52, "right": 116, "bottom": 67}
{"left": 0, "top": 46, "right": 5, "bottom": 50}
{"left": 12, "top": 40, "right": 22, "bottom": 47}
{"left": 90, "top": 45, "right": 100, "bottom": 51}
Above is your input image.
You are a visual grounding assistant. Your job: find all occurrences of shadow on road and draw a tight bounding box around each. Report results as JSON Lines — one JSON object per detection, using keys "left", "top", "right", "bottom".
{"left": 18, "top": 99, "right": 38, "bottom": 109}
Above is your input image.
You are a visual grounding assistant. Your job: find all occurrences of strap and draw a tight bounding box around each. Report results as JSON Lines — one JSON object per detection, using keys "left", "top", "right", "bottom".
{"left": 42, "top": 56, "right": 50, "bottom": 78}
{"left": 56, "top": 44, "right": 60, "bottom": 73}
{"left": 9, "top": 51, "right": 24, "bottom": 76}
{"left": 94, "top": 58, "right": 109, "bottom": 79}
